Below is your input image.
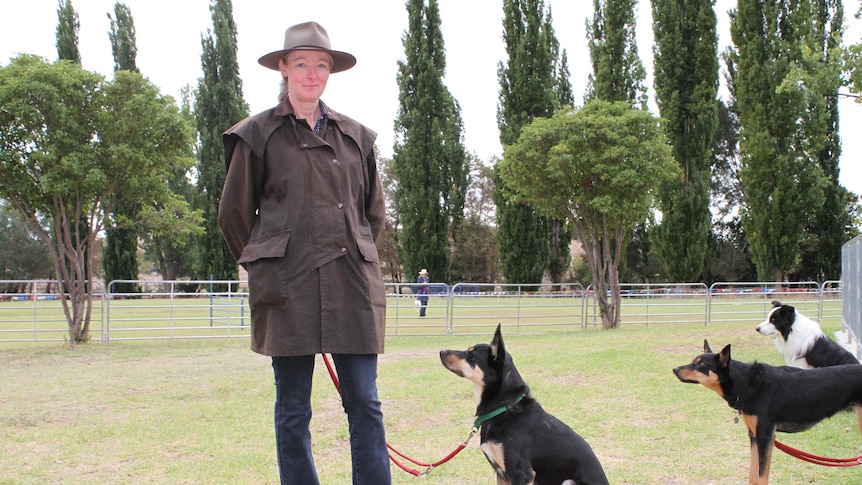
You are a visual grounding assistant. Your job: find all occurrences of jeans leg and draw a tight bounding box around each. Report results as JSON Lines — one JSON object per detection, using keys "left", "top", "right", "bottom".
{"left": 272, "top": 355, "right": 320, "bottom": 485}
{"left": 331, "top": 354, "right": 391, "bottom": 485}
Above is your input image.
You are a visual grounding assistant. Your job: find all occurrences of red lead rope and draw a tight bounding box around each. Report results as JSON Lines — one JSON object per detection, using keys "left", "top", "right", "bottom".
{"left": 321, "top": 353, "right": 475, "bottom": 476}
{"left": 774, "top": 439, "right": 862, "bottom": 467}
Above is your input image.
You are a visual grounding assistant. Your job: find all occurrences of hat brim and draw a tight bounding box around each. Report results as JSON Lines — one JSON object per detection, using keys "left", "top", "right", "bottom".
{"left": 258, "top": 47, "right": 356, "bottom": 73}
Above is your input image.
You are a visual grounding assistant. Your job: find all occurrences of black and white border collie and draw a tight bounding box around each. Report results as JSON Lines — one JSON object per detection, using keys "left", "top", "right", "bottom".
{"left": 756, "top": 300, "right": 858, "bottom": 368}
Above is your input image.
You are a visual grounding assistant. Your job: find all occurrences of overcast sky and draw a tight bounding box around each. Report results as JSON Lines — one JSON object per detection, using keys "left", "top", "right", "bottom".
{"left": 1, "top": 0, "right": 860, "bottom": 195}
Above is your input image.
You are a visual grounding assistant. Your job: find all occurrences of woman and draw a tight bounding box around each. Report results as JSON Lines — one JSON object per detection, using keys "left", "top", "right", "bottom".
{"left": 416, "top": 269, "right": 429, "bottom": 317}
{"left": 218, "top": 21, "right": 390, "bottom": 485}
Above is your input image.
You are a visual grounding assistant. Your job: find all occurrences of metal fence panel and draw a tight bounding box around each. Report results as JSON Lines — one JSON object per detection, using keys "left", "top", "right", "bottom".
{"left": 0, "top": 280, "right": 103, "bottom": 343}
{"left": 0, "top": 278, "right": 853, "bottom": 343}
{"left": 844, "top": 236, "right": 862, "bottom": 356}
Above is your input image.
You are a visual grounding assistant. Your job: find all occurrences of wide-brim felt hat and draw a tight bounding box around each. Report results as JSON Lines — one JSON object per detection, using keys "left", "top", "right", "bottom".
{"left": 258, "top": 21, "right": 356, "bottom": 73}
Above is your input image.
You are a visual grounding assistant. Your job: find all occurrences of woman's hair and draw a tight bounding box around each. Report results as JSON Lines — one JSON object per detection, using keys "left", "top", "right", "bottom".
{"left": 279, "top": 77, "right": 289, "bottom": 103}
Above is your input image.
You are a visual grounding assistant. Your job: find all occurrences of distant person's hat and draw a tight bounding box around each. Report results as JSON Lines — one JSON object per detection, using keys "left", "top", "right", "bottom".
{"left": 258, "top": 21, "right": 356, "bottom": 73}
{"left": 419, "top": 269, "right": 428, "bottom": 275}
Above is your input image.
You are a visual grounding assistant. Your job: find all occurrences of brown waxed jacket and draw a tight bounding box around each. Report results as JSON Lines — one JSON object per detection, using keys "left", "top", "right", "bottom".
{"left": 218, "top": 101, "right": 386, "bottom": 356}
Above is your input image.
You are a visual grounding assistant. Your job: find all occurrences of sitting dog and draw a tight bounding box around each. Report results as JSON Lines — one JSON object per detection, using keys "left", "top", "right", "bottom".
{"left": 673, "top": 340, "right": 862, "bottom": 485}
{"left": 756, "top": 300, "right": 859, "bottom": 369}
{"left": 440, "top": 324, "right": 609, "bottom": 485}
{"left": 757, "top": 301, "right": 862, "bottom": 433}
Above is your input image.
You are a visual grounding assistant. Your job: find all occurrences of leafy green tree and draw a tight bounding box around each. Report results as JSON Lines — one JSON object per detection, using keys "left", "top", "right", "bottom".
{"left": 586, "top": 0, "right": 647, "bottom": 106}
{"left": 726, "top": 0, "right": 828, "bottom": 281}
{"left": 498, "top": 100, "right": 678, "bottom": 328}
{"left": 103, "top": 2, "right": 140, "bottom": 293}
{"left": 56, "top": 0, "right": 80, "bottom": 65}
{"left": 0, "top": 202, "right": 52, "bottom": 286}
{"left": 649, "top": 0, "right": 719, "bottom": 282}
{"left": 394, "top": 0, "right": 470, "bottom": 283}
{"left": 584, "top": 0, "right": 652, "bottom": 290}
{"left": 846, "top": 4, "right": 862, "bottom": 98}
{"left": 195, "top": 0, "right": 247, "bottom": 288}
{"left": 496, "top": 0, "right": 567, "bottom": 286}
{"left": 141, "top": 86, "right": 203, "bottom": 281}
{"left": 55, "top": 0, "right": 93, "bottom": 285}
{"left": 0, "top": 55, "right": 199, "bottom": 343}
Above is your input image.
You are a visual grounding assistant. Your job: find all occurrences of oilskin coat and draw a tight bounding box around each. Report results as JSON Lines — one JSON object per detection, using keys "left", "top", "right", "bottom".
{"left": 218, "top": 101, "right": 386, "bottom": 356}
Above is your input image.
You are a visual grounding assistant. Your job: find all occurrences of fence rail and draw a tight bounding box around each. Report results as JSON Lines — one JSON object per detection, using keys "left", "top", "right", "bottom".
{"left": 0, "top": 279, "right": 850, "bottom": 348}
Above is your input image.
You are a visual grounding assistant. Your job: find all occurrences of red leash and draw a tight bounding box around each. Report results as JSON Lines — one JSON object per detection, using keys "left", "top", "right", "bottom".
{"left": 321, "top": 353, "right": 475, "bottom": 476}
{"left": 774, "top": 439, "right": 862, "bottom": 467}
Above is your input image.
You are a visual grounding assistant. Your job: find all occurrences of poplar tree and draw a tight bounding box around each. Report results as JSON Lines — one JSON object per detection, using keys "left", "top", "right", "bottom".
{"left": 108, "top": 3, "right": 138, "bottom": 72}
{"left": 726, "top": 0, "right": 827, "bottom": 281}
{"left": 56, "top": 0, "right": 81, "bottom": 65}
{"left": 586, "top": 0, "right": 647, "bottom": 106}
{"left": 394, "top": 0, "right": 469, "bottom": 283}
{"left": 495, "top": 0, "right": 567, "bottom": 286}
{"left": 547, "top": 10, "right": 575, "bottom": 286}
{"left": 650, "top": 0, "right": 719, "bottom": 282}
{"left": 195, "top": 0, "right": 247, "bottom": 287}
{"left": 792, "top": 0, "right": 852, "bottom": 281}
{"left": 103, "top": 2, "right": 140, "bottom": 293}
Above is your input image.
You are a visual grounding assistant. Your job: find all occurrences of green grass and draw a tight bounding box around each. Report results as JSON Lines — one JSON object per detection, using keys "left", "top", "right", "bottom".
{"left": 1, "top": 321, "right": 861, "bottom": 484}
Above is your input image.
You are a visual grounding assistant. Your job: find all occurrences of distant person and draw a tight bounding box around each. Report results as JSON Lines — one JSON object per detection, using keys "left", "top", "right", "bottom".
{"left": 416, "top": 269, "right": 429, "bottom": 317}
{"left": 217, "top": 21, "right": 390, "bottom": 485}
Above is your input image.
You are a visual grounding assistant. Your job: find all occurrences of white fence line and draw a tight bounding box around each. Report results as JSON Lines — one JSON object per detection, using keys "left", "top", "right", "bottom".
{"left": 0, "top": 279, "right": 846, "bottom": 343}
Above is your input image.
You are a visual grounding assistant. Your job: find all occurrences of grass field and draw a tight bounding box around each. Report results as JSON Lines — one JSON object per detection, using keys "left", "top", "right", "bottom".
{"left": 2, "top": 319, "right": 861, "bottom": 484}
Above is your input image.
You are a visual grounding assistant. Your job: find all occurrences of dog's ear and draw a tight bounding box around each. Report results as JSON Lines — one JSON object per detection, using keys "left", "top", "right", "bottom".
{"left": 703, "top": 339, "right": 712, "bottom": 353}
{"left": 490, "top": 324, "right": 505, "bottom": 366}
{"left": 718, "top": 344, "right": 732, "bottom": 369}
{"left": 771, "top": 300, "right": 782, "bottom": 308}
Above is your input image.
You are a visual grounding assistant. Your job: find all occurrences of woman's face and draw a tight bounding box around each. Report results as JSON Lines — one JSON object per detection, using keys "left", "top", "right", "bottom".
{"left": 279, "top": 50, "right": 331, "bottom": 104}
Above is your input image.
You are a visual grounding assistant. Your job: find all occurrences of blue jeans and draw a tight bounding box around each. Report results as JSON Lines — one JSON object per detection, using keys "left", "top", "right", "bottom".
{"left": 271, "top": 354, "right": 391, "bottom": 485}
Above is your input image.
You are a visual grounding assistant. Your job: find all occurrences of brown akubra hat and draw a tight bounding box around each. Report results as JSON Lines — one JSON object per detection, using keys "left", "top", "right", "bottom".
{"left": 258, "top": 21, "right": 356, "bottom": 73}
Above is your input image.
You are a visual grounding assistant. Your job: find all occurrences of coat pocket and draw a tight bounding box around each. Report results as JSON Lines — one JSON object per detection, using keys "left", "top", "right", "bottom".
{"left": 354, "top": 233, "right": 379, "bottom": 264}
{"left": 238, "top": 230, "right": 290, "bottom": 264}
{"left": 241, "top": 230, "right": 290, "bottom": 307}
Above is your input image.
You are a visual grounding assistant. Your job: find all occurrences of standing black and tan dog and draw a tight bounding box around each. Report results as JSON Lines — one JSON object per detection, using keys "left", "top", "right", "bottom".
{"left": 673, "top": 340, "right": 862, "bottom": 485}
{"left": 439, "top": 324, "right": 609, "bottom": 485}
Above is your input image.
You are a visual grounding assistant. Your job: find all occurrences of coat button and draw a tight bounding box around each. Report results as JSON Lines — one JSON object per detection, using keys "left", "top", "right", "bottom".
{"left": 337, "top": 203, "right": 343, "bottom": 209}
{"left": 332, "top": 159, "right": 339, "bottom": 164}
{"left": 341, "top": 248, "right": 347, "bottom": 253}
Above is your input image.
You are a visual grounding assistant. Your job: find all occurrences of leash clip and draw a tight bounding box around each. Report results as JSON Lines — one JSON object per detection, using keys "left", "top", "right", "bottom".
{"left": 419, "top": 465, "right": 435, "bottom": 476}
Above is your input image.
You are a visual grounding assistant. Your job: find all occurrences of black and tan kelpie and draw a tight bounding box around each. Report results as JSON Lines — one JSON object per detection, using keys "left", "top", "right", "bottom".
{"left": 673, "top": 340, "right": 862, "bottom": 485}
{"left": 440, "top": 324, "right": 609, "bottom": 485}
